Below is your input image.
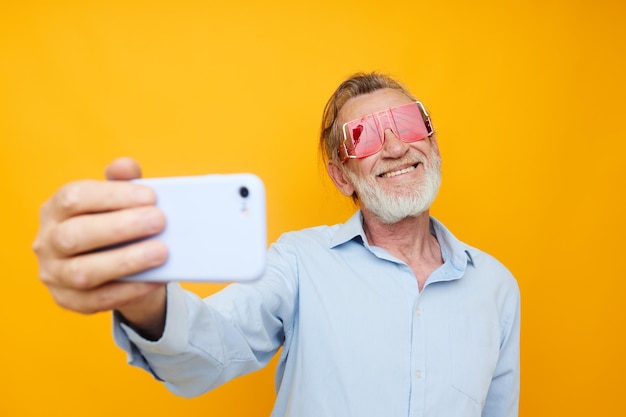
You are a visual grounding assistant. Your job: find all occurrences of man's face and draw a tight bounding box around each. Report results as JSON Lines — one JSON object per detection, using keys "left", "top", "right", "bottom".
{"left": 337, "top": 88, "right": 442, "bottom": 224}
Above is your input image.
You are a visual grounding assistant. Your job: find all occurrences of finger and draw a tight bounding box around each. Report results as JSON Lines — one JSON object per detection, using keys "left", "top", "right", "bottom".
{"left": 45, "top": 179, "right": 156, "bottom": 222}
{"left": 48, "top": 280, "right": 166, "bottom": 315}
{"left": 105, "top": 157, "right": 142, "bottom": 181}
{"left": 51, "top": 205, "right": 166, "bottom": 256}
{"left": 46, "top": 238, "right": 168, "bottom": 290}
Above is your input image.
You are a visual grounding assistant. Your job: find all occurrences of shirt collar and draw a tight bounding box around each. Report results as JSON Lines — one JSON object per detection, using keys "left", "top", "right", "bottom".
{"left": 429, "top": 217, "right": 474, "bottom": 271}
{"left": 329, "top": 210, "right": 473, "bottom": 271}
{"left": 329, "top": 210, "right": 367, "bottom": 248}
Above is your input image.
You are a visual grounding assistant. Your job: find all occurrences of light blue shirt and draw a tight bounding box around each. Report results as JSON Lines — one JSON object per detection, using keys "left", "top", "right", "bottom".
{"left": 114, "top": 212, "right": 520, "bottom": 417}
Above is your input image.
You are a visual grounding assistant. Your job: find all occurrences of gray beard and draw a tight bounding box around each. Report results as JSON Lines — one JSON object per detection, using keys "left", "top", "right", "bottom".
{"left": 346, "top": 150, "right": 442, "bottom": 225}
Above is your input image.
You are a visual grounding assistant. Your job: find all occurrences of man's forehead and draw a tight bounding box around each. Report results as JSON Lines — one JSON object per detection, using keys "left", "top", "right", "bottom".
{"left": 339, "top": 88, "right": 414, "bottom": 123}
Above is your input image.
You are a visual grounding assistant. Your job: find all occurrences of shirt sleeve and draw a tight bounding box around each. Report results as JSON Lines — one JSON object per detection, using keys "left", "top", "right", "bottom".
{"left": 112, "top": 242, "right": 299, "bottom": 398}
{"left": 482, "top": 287, "right": 521, "bottom": 417}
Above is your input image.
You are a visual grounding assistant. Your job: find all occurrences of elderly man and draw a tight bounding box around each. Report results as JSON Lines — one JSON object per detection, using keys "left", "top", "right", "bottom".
{"left": 34, "top": 72, "right": 520, "bottom": 416}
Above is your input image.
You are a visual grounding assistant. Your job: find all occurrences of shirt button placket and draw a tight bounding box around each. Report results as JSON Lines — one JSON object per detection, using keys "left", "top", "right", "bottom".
{"left": 409, "top": 302, "right": 426, "bottom": 417}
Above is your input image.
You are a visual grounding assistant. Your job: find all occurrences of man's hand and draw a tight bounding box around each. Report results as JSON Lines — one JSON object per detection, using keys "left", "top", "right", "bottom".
{"left": 33, "top": 158, "right": 169, "bottom": 339}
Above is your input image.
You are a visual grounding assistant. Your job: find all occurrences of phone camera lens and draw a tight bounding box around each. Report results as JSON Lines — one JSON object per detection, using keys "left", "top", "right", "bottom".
{"left": 239, "top": 186, "right": 249, "bottom": 198}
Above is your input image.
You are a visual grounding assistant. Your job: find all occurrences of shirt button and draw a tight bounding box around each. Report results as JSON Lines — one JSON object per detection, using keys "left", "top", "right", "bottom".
{"left": 415, "top": 308, "right": 421, "bottom": 317}
{"left": 415, "top": 370, "right": 423, "bottom": 378}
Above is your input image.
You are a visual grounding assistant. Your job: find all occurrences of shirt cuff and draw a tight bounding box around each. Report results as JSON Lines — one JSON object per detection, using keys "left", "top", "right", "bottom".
{"left": 113, "top": 282, "right": 190, "bottom": 362}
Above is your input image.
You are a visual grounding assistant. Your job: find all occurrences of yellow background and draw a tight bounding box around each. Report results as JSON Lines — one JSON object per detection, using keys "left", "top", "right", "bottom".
{"left": 1, "top": 0, "right": 624, "bottom": 416}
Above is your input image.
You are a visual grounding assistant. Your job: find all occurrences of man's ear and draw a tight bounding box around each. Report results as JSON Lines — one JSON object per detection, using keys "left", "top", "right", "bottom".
{"left": 327, "top": 160, "right": 355, "bottom": 197}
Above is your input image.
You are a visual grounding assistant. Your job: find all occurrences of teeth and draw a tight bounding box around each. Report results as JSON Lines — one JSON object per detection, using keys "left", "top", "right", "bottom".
{"left": 380, "top": 165, "right": 416, "bottom": 178}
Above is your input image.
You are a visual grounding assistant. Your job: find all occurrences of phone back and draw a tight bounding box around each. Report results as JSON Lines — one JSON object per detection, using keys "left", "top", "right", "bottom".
{"left": 123, "top": 174, "right": 267, "bottom": 282}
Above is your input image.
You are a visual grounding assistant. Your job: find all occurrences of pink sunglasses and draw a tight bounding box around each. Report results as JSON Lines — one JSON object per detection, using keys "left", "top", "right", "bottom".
{"left": 339, "top": 101, "right": 434, "bottom": 162}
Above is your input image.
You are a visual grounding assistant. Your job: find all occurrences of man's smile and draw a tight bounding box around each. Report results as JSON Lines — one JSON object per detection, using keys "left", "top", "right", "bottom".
{"left": 378, "top": 162, "right": 421, "bottom": 178}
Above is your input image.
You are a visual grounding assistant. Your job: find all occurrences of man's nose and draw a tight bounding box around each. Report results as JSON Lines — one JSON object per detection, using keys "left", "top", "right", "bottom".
{"left": 380, "top": 129, "right": 409, "bottom": 158}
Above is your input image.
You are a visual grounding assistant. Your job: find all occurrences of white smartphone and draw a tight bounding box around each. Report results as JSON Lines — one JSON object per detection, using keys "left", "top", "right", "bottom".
{"left": 122, "top": 173, "right": 267, "bottom": 282}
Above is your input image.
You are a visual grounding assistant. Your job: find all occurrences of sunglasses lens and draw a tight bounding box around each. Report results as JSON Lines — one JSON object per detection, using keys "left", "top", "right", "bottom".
{"left": 391, "top": 104, "right": 430, "bottom": 142}
{"left": 345, "top": 116, "right": 383, "bottom": 159}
